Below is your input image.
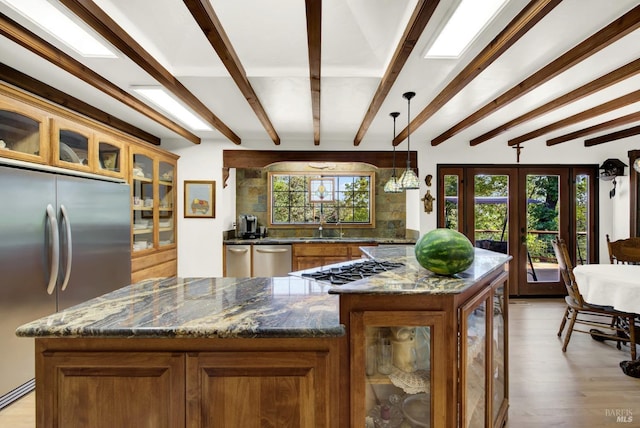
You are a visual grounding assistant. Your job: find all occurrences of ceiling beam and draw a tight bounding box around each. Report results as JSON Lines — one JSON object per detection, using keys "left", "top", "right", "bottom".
{"left": 473, "top": 58, "right": 640, "bottom": 146}
{"left": 353, "top": 0, "right": 439, "bottom": 146}
{"left": 0, "top": 13, "right": 200, "bottom": 144}
{"left": 305, "top": 0, "right": 321, "bottom": 146}
{"left": 584, "top": 124, "right": 640, "bottom": 146}
{"left": 184, "top": 0, "right": 280, "bottom": 145}
{"left": 393, "top": 0, "right": 562, "bottom": 146}
{"left": 222, "top": 150, "right": 417, "bottom": 188}
{"left": 466, "top": 6, "right": 640, "bottom": 146}
{"left": 60, "top": 0, "right": 240, "bottom": 145}
{"left": 547, "top": 111, "right": 640, "bottom": 146}
{"left": 508, "top": 89, "right": 640, "bottom": 146}
{"left": 0, "top": 62, "right": 161, "bottom": 145}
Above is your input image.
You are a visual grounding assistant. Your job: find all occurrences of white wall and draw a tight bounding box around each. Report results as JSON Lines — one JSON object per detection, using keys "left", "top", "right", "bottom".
{"left": 163, "top": 136, "right": 638, "bottom": 276}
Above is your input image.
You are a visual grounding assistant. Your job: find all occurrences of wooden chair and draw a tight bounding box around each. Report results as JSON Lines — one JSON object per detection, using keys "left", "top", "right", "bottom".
{"left": 606, "top": 235, "right": 640, "bottom": 265}
{"left": 552, "top": 238, "right": 636, "bottom": 360}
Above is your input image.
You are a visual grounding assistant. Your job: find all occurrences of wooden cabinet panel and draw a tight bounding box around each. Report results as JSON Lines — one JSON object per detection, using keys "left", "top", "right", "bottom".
{"left": 187, "top": 351, "right": 332, "bottom": 428}
{"left": 40, "top": 352, "right": 185, "bottom": 428}
{"left": 292, "top": 242, "right": 377, "bottom": 270}
{"left": 0, "top": 91, "right": 49, "bottom": 165}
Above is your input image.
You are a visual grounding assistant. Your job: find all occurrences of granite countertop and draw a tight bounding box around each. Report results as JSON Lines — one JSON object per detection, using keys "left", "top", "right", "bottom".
{"left": 16, "top": 246, "right": 510, "bottom": 339}
{"left": 321, "top": 245, "right": 512, "bottom": 295}
{"left": 224, "top": 237, "right": 416, "bottom": 245}
{"left": 16, "top": 276, "right": 343, "bottom": 339}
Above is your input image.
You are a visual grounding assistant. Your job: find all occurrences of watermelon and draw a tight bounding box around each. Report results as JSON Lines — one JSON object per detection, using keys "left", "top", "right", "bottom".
{"left": 414, "top": 228, "right": 475, "bottom": 276}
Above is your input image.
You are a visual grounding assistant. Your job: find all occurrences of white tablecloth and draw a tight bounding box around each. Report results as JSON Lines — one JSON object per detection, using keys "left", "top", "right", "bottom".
{"left": 573, "top": 264, "right": 640, "bottom": 314}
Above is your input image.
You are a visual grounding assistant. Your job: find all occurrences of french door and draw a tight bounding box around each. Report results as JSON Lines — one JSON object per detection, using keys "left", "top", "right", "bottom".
{"left": 438, "top": 165, "right": 597, "bottom": 296}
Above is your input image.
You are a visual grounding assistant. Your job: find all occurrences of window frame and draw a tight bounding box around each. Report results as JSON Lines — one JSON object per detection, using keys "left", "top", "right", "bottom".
{"left": 267, "top": 171, "right": 376, "bottom": 228}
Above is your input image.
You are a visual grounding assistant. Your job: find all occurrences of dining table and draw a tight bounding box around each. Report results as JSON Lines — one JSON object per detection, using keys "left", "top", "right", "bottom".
{"left": 573, "top": 264, "right": 640, "bottom": 314}
{"left": 573, "top": 263, "right": 640, "bottom": 377}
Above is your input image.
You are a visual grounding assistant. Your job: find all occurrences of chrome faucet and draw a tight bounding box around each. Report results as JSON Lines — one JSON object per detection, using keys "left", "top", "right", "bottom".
{"left": 318, "top": 214, "right": 324, "bottom": 238}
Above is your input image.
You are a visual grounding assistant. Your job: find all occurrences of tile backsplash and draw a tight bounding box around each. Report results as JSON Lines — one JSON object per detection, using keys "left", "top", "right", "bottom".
{"left": 235, "top": 163, "right": 407, "bottom": 238}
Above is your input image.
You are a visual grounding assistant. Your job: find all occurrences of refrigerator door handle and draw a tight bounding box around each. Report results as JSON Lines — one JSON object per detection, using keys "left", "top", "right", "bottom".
{"left": 45, "top": 204, "right": 60, "bottom": 295}
{"left": 60, "top": 204, "right": 73, "bottom": 291}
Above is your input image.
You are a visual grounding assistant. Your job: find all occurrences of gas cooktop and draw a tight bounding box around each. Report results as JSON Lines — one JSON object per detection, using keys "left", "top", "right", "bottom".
{"left": 298, "top": 260, "right": 404, "bottom": 285}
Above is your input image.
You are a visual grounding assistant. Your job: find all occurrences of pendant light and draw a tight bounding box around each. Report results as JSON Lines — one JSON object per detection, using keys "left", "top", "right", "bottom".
{"left": 384, "top": 112, "right": 403, "bottom": 193}
{"left": 399, "top": 91, "right": 420, "bottom": 189}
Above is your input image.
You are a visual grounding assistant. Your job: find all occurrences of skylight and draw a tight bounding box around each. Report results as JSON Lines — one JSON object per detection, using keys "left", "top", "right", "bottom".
{"left": 1, "top": 0, "right": 117, "bottom": 58}
{"left": 131, "top": 86, "right": 212, "bottom": 132}
{"left": 424, "top": 0, "right": 508, "bottom": 58}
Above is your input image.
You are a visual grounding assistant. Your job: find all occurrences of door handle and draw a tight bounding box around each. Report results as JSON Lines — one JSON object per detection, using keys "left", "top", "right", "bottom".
{"left": 256, "top": 248, "right": 289, "bottom": 253}
{"left": 45, "top": 204, "right": 59, "bottom": 295}
{"left": 60, "top": 204, "right": 72, "bottom": 291}
{"left": 229, "top": 248, "right": 249, "bottom": 253}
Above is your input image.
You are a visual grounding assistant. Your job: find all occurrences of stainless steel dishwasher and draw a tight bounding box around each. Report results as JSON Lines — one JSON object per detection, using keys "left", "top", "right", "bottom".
{"left": 224, "top": 245, "right": 252, "bottom": 277}
{"left": 252, "top": 245, "right": 292, "bottom": 277}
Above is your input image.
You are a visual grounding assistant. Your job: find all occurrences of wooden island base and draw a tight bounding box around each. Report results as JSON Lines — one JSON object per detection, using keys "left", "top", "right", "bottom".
{"left": 34, "top": 336, "right": 341, "bottom": 428}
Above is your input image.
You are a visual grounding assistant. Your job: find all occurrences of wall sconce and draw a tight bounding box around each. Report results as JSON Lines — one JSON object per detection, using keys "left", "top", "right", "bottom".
{"left": 599, "top": 158, "right": 627, "bottom": 198}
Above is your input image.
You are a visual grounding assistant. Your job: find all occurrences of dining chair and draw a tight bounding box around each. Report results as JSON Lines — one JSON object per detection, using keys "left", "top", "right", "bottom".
{"left": 606, "top": 235, "right": 640, "bottom": 265}
{"left": 552, "top": 238, "right": 637, "bottom": 360}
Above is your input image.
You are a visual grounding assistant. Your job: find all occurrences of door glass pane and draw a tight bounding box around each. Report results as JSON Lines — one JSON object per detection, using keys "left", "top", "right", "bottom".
{"left": 98, "top": 142, "right": 121, "bottom": 173}
{"left": 474, "top": 175, "right": 508, "bottom": 254}
{"left": 0, "top": 109, "right": 40, "bottom": 156}
{"left": 466, "top": 300, "right": 486, "bottom": 428}
{"left": 575, "top": 174, "right": 589, "bottom": 265}
{"left": 132, "top": 154, "right": 153, "bottom": 252}
{"left": 493, "top": 285, "right": 506, "bottom": 422}
{"left": 365, "top": 326, "right": 431, "bottom": 427}
{"left": 59, "top": 129, "right": 88, "bottom": 165}
{"left": 444, "top": 175, "right": 460, "bottom": 230}
{"left": 525, "top": 175, "right": 559, "bottom": 283}
{"left": 159, "top": 161, "right": 175, "bottom": 247}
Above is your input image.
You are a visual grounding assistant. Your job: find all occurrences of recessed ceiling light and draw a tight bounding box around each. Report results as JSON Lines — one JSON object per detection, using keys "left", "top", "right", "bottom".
{"left": 1, "top": 0, "right": 117, "bottom": 58}
{"left": 425, "top": 0, "right": 508, "bottom": 58}
{"left": 131, "top": 86, "right": 212, "bottom": 132}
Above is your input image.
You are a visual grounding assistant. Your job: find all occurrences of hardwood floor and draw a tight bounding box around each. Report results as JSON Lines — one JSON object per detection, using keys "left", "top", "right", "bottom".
{"left": 0, "top": 298, "right": 637, "bottom": 427}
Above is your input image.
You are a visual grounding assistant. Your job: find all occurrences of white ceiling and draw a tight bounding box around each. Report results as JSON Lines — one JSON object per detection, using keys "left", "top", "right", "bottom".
{"left": 0, "top": 0, "right": 639, "bottom": 149}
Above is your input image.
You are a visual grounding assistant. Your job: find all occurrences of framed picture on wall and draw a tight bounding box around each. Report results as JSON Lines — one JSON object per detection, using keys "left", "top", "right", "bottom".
{"left": 184, "top": 180, "right": 215, "bottom": 218}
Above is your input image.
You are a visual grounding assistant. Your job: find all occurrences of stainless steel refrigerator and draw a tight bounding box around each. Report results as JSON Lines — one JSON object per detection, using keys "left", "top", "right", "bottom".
{"left": 0, "top": 161, "right": 131, "bottom": 408}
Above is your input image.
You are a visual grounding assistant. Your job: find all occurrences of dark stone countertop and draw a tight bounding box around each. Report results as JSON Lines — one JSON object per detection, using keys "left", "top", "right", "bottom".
{"left": 16, "top": 246, "right": 510, "bottom": 339}
{"left": 223, "top": 237, "right": 416, "bottom": 245}
{"left": 16, "top": 276, "right": 343, "bottom": 339}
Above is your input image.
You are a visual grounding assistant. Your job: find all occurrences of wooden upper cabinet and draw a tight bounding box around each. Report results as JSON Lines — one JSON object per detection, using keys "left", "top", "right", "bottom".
{"left": 0, "top": 95, "right": 50, "bottom": 165}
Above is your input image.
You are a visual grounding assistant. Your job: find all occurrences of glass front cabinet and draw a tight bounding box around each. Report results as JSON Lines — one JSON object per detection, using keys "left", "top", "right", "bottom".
{"left": 345, "top": 270, "right": 509, "bottom": 428}
{"left": 0, "top": 96, "right": 49, "bottom": 164}
{"left": 130, "top": 145, "right": 178, "bottom": 281}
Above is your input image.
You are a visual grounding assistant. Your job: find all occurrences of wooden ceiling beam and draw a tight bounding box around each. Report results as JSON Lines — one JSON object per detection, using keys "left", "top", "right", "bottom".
{"left": 353, "top": 0, "right": 439, "bottom": 146}
{"left": 184, "top": 0, "right": 280, "bottom": 145}
{"left": 584, "top": 124, "right": 640, "bottom": 147}
{"left": 0, "top": 13, "right": 201, "bottom": 144}
{"left": 508, "top": 89, "right": 640, "bottom": 146}
{"left": 467, "top": 6, "right": 640, "bottom": 146}
{"left": 222, "top": 150, "right": 418, "bottom": 187}
{"left": 60, "top": 0, "right": 240, "bottom": 145}
{"left": 0, "top": 63, "right": 161, "bottom": 145}
{"left": 305, "top": 0, "right": 321, "bottom": 146}
{"left": 393, "top": 0, "right": 562, "bottom": 146}
{"left": 547, "top": 111, "right": 640, "bottom": 146}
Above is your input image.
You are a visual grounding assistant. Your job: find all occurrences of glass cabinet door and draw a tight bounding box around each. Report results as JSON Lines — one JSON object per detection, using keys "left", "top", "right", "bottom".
{"left": 158, "top": 161, "right": 175, "bottom": 248}
{"left": 53, "top": 119, "right": 93, "bottom": 171}
{"left": 492, "top": 276, "right": 509, "bottom": 427}
{"left": 0, "top": 102, "right": 48, "bottom": 163}
{"left": 96, "top": 135, "right": 126, "bottom": 179}
{"left": 132, "top": 153, "right": 154, "bottom": 252}
{"left": 463, "top": 295, "right": 488, "bottom": 428}
{"left": 352, "top": 311, "right": 445, "bottom": 428}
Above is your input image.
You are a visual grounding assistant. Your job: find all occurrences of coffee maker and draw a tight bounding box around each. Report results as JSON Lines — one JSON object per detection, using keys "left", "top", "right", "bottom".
{"left": 238, "top": 214, "right": 259, "bottom": 239}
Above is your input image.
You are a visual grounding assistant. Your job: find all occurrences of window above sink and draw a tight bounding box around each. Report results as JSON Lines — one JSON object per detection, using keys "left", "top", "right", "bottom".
{"left": 268, "top": 171, "right": 375, "bottom": 228}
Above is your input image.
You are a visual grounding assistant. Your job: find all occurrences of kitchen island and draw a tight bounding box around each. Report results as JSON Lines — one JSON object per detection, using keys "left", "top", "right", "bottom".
{"left": 17, "top": 245, "right": 511, "bottom": 428}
